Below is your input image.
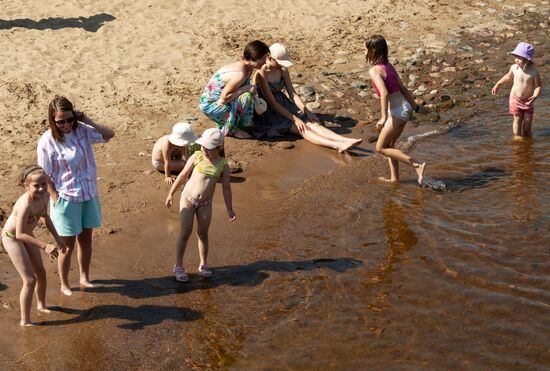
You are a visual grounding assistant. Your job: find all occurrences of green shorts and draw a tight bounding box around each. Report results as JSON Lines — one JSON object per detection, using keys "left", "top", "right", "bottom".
{"left": 50, "top": 197, "right": 102, "bottom": 237}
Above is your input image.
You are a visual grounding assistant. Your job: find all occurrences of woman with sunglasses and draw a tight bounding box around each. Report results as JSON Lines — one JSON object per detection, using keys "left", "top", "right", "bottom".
{"left": 37, "top": 96, "right": 115, "bottom": 296}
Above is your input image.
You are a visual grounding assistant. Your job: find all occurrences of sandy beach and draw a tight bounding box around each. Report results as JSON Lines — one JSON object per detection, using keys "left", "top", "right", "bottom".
{"left": 0, "top": 0, "right": 549, "bottom": 369}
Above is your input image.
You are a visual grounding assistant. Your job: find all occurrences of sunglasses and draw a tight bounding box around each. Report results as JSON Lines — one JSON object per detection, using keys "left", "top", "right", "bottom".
{"left": 55, "top": 116, "right": 76, "bottom": 126}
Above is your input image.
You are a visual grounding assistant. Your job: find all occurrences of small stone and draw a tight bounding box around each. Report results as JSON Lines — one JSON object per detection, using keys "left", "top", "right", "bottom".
{"left": 321, "top": 71, "right": 341, "bottom": 77}
{"left": 429, "top": 89, "right": 438, "bottom": 95}
{"left": 300, "top": 85, "right": 316, "bottom": 96}
{"left": 351, "top": 81, "right": 368, "bottom": 89}
{"left": 139, "top": 152, "right": 148, "bottom": 157}
{"left": 440, "top": 95, "right": 452, "bottom": 102}
{"left": 409, "top": 74, "right": 419, "bottom": 82}
{"left": 443, "top": 66, "right": 456, "bottom": 72}
{"left": 306, "top": 102, "right": 321, "bottom": 111}
{"left": 142, "top": 136, "right": 153, "bottom": 140}
{"left": 184, "top": 114, "right": 198, "bottom": 122}
{"left": 278, "top": 142, "right": 295, "bottom": 150}
{"left": 358, "top": 90, "right": 369, "bottom": 98}
{"left": 333, "top": 59, "right": 347, "bottom": 65}
{"left": 458, "top": 45, "right": 473, "bottom": 52}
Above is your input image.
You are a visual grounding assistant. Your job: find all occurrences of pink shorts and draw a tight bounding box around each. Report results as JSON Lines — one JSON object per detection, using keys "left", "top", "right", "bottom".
{"left": 509, "top": 95, "right": 534, "bottom": 116}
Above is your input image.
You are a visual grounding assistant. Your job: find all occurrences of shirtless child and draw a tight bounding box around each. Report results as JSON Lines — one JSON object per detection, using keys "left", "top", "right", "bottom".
{"left": 152, "top": 122, "right": 198, "bottom": 184}
{"left": 492, "top": 42, "right": 542, "bottom": 137}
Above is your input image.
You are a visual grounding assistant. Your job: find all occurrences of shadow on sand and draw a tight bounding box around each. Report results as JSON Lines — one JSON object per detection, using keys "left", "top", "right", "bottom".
{"left": 437, "top": 167, "right": 509, "bottom": 192}
{"left": 0, "top": 13, "right": 115, "bottom": 32}
{"left": 38, "top": 304, "right": 202, "bottom": 330}
{"left": 86, "top": 258, "right": 363, "bottom": 299}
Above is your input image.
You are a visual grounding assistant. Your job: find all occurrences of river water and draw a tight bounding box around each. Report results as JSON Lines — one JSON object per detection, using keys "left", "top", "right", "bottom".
{"left": 0, "top": 97, "right": 548, "bottom": 369}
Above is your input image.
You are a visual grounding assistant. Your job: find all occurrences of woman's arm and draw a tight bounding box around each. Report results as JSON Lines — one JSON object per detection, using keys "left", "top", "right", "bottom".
{"left": 44, "top": 214, "right": 67, "bottom": 253}
{"left": 78, "top": 112, "right": 115, "bottom": 141}
{"left": 217, "top": 67, "right": 256, "bottom": 104}
{"left": 369, "top": 67, "right": 389, "bottom": 129}
{"left": 37, "top": 140, "right": 59, "bottom": 202}
{"left": 221, "top": 165, "right": 236, "bottom": 221}
{"left": 166, "top": 154, "right": 196, "bottom": 207}
{"left": 257, "top": 70, "right": 308, "bottom": 133}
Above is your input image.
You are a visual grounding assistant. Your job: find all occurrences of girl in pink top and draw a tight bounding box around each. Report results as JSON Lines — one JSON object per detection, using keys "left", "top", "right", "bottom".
{"left": 366, "top": 35, "right": 427, "bottom": 184}
{"left": 37, "top": 96, "right": 114, "bottom": 296}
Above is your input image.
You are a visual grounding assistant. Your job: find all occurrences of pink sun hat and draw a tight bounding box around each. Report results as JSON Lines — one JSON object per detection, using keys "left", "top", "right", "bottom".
{"left": 510, "top": 42, "right": 535, "bottom": 62}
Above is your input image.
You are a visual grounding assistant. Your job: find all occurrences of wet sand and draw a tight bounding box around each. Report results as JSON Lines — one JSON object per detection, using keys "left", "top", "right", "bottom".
{"left": 1, "top": 0, "right": 550, "bottom": 369}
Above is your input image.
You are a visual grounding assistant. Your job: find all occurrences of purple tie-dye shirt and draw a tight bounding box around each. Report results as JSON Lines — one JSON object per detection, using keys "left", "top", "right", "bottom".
{"left": 37, "top": 122, "right": 105, "bottom": 203}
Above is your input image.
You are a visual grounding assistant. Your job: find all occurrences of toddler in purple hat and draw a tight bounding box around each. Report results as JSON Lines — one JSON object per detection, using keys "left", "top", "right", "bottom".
{"left": 491, "top": 41, "right": 542, "bottom": 137}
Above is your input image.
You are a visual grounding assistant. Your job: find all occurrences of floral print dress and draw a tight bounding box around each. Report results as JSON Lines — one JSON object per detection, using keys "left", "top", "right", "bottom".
{"left": 199, "top": 70, "right": 254, "bottom": 135}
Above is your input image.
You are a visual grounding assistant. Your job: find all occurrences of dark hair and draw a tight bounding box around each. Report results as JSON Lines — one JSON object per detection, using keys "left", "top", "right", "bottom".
{"left": 44, "top": 95, "right": 79, "bottom": 142}
{"left": 243, "top": 40, "right": 270, "bottom": 61}
{"left": 365, "top": 35, "right": 389, "bottom": 65}
{"left": 20, "top": 165, "right": 46, "bottom": 186}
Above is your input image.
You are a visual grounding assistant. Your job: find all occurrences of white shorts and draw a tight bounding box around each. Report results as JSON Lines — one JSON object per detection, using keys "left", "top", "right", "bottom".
{"left": 388, "top": 99, "right": 412, "bottom": 122}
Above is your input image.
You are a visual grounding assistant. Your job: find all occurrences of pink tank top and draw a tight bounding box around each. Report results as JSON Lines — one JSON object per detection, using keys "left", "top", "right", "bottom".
{"left": 371, "top": 63, "right": 400, "bottom": 96}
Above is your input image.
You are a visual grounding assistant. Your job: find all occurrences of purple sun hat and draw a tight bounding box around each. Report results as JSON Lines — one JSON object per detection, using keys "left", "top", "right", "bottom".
{"left": 510, "top": 42, "right": 535, "bottom": 61}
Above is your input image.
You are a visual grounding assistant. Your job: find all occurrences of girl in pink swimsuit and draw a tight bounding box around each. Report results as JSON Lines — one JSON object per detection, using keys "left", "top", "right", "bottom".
{"left": 365, "top": 35, "right": 427, "bottom": 184}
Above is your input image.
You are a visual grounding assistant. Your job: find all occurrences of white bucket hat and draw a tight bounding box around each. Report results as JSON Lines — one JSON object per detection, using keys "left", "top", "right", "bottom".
{"left": 269, "top": 43, "right": 294, "bottom": 67}
{"left": 195, "top": 128, "right": 224, "bottom": 149}
{"left": 168, "top": 122, "right": 198, "bottom": 146}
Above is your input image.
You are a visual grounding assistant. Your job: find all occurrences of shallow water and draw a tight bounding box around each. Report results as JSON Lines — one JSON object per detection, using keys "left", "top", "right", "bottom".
{"left": 0, "top": 98, "right": 548, "bottom": 369}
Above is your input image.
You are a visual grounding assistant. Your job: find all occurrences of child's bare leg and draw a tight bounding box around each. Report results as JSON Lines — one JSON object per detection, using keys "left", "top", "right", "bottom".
{"left": 512, "top": 114, "right": 523, "bottom": 136}
{"left": 196, "top": 205, "right": 213, "bottom": 267}
{"left": 388, "top": 158, "right": 399, "bottom": 182}
{"left": 522, "top": 114, "right": 533, "bottom": 136}
{"left": 27, "top": 246, "right": 49, "bottom": 312}
{"left": 155, "top": 160, "right": 186, "bottom": 173}
{"left": 2, "top": 237, "right": 36, "bottom": 325}
{"left": 77, "top": 228, "right": 94, "bottom": 288}
{"left": 376, "top": 116, "right": 426, "bottom": 183}
{"left": 58, "top": 235, "right": 76, "bottom": 296}
{"left": 177, "top": 199, "right": 195, "bottom": 267}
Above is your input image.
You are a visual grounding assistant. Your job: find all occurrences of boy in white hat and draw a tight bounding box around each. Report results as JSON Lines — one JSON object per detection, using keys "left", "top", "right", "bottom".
{"left": 152, "top": 122, "right": 198, "bottom": 184}
{"left": 491, "top": 42, "right": 542, "bottom": 137}
{"left": 165, "top": 128, "right": 236, "bottom": 282}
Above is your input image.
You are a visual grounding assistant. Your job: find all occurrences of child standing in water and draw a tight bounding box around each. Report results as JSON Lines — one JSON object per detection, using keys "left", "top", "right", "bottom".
{"left": 491, "top": 42, "right": 541, "bottom": 137}
{"left": 165, "top": 128, "right": 236, "bottom": 282}
{"left": 1, "top": 166, "right": 67, "bottom": 326}
{"left": 152, "top": 122, "right": 198, "bottom": 184}
{"left": 365, "top": 35, "right": 426, "bottom": 184}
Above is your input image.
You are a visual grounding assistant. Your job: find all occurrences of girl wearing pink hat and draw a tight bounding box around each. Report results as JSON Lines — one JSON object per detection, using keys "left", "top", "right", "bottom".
{"left": 491, "top": 42, "right": 542, "bottom": 137}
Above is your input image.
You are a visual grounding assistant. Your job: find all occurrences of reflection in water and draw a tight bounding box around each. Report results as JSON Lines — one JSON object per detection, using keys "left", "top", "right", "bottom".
{"left": 512, "top": 138, "right": 538, "bottom": 222}
{"left": 366, "top": 196, "right": 418, "bottom": 285}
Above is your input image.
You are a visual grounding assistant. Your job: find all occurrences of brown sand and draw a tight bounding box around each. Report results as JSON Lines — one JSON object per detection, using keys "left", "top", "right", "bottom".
{"left": 0, "top": 0, "right": 548, "bottom": 368}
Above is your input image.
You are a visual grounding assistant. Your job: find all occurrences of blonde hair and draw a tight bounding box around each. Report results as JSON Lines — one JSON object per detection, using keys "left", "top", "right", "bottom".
{"left": 20, "top": 165, "right": 46, "bottom": 186}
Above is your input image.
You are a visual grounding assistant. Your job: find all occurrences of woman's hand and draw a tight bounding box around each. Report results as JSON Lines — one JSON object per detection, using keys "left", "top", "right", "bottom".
{"left": 164, "top": 177, "right": 174, "bottom": 185}
{"left": 294, "top": 118, "right": 309, "bottom": 135}
{"left": 45, "top": 243, "right": 59, "bottom": 258}
{"left": 166, "top": 194, "right": 173, "bottom": 208}
{"left": 56, "top": 241, "right": 68, "bottom": 254}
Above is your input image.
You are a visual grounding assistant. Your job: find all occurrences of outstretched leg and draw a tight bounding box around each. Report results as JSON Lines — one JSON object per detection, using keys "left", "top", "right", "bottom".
{"left": 290, "top": 125, "right": 353, "bottom": 153}
{"left": 307, "top": 123, "right": 362, "bottom": 145}
{"left": 376, "top": 116, "right": 425, "bottom": 184}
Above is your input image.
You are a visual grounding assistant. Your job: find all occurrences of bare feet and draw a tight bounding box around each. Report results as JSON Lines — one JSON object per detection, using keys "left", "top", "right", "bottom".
{"left": 61, "top": 286, "right": 72, "bottom": 296}
{"left": 37, "top": 307, "right": 51, "bottom": 314}
{"left": 20, "top": 321, "right": 34, "bottom": 327}
{"left": 231, "top": 128, "right": 252, "bottom": 139}
{"left": 337, "top": 141, "right": 358, "bottom": 153}
{"left": 80, "top": 280, "right": 95, "bottom": 288}
{"left": 415, "top": 162, "right": 426, "bottom": 185}
{"left": 378, "top": 176, "right": 398, "bottom": 183}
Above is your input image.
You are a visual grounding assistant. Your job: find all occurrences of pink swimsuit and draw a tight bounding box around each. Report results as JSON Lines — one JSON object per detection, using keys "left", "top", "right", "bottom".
{"left": 371, "top": 63, "right": 400, "bottom": 96}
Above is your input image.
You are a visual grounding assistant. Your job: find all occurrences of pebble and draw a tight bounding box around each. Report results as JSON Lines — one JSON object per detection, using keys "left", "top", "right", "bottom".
{"left": 138, "top": 152, "right": 147, "bottom": 157}
{"left": 358, "top": 91, "right": 370, "bottom": 98}
{"left": 321, "top": 71, "right": 342, "bottom": 77}
{"left": 443, "top": 66, "right": 457, "bottom": 72}
{"left": 306, "top": 102, "right": 321, "bottom": 111}
{"left": 300, "top": 85, "right": 316, "bottom": 96}
{"left": 351, "top": 81, "right": 368, "bottom": 89}
{"left": 429, "top": 89, "right": 438, "bottom": 95}
{"left": 185, "top": 114, "right": 198, "bottom": 122}
{"left": 333, "top": 59, "right": 347, "bottom": 65}
{"left": 409, "top": 74, "right": 419, "bottom": 83}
